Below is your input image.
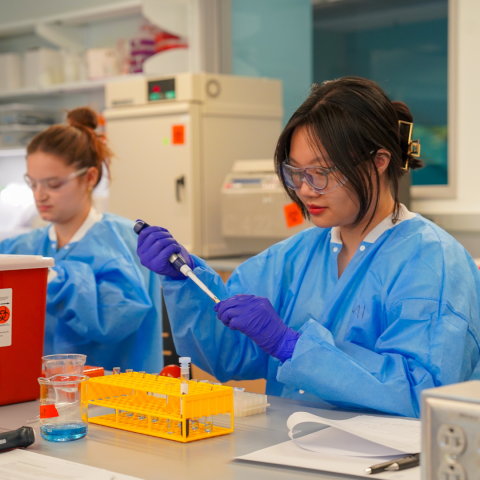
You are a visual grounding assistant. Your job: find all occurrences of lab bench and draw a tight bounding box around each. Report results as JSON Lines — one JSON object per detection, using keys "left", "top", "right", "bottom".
{"left": 0, "top": 396, "right": 345, "bottom": 480}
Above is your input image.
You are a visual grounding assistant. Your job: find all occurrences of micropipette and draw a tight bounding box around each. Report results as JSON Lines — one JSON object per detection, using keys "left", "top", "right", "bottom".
{"left": 134, "top": 220, "right": 220, "bottom": 304}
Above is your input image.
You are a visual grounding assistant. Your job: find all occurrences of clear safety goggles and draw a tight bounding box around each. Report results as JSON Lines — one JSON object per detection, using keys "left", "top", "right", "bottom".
{"left": 24, "top": 167, "right": 88, "bottom": 192}
{"left": 282, "top": 163, "right": 347, "bottom": 194}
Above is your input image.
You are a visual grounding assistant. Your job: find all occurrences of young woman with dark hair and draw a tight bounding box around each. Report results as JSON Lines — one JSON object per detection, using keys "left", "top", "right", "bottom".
{"left": 137, "top": 77, "right": 480, "bottom": 417}
{"left": 0, "top": 108, "right": 164, "bottom": 372}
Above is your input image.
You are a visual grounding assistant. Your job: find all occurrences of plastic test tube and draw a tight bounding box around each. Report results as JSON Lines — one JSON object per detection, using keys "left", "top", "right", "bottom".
{"left": 190, "top": 380, "right": 199, "bottom": 432}
{"left": 138, "top": 371, "right": 146, "bottom": 419}
{"left": 166, "top": 382, "right": 175, "bottom": 435}
{"left": 199, "top": 380, "right": 213, "bottom": 433}
{"left": 179, "top": 357, "right": 194, "bottom": 433}
{"left": 179, "top": 357, "right": 191, "bottom": 395}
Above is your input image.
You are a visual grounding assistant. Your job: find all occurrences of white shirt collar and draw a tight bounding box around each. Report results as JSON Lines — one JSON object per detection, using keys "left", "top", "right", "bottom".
{"left": 48, "top": 207, "right": 103, "bottom": 245}
{"left": 330, "top": 204, "right": 415, "bottom": 245}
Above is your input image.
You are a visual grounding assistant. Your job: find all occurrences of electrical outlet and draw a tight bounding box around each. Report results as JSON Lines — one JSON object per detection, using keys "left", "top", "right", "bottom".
{"left": 423, "top": 383, "right": 480, "bottom": 480}
{"left": 437, "top": 424, "right": 467, "bottom": 455}
{"left": 438, "top": 462, "right": 466, "bottom": 480}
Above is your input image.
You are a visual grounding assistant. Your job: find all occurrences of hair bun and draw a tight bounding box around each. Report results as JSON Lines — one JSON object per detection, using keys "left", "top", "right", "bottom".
{"left": 391, "top": 101, "right": 423, "bottom": 171}
{"left": 67, "top": 107, "right": 98, "bottom": 130}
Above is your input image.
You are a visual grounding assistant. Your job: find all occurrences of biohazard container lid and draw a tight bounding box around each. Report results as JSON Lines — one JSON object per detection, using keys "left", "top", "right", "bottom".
{"left": 0, "top": 254, "right": 54, "bottom": 271}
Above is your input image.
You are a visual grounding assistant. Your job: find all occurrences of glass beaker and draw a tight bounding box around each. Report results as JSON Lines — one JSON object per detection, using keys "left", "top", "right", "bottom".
{"left": 42, "top": 354, "right": 86, "bottom": 378}
{"left": 38, "top": 374, "right": 88, "bottom": 442}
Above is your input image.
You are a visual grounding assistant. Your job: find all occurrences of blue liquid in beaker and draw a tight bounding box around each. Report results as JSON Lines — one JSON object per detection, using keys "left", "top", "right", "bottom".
{"left": 40, "top": 422, "right": 87, "bottom": 442}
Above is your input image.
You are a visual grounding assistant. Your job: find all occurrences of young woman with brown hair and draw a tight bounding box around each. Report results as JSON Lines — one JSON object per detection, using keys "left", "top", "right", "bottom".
{"left": 137, "top": 77, "right": 480, "bottom": 417}
{"left": 0, "top": 108, "right": 164, "bottom": 372}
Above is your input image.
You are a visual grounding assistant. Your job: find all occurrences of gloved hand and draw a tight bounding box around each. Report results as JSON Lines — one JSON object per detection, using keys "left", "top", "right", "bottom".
{"left": 137, "top": 226, "right": 195, "bottom": 280}
{"left": 214, "top": 294, "right": 301, "bottom": 363}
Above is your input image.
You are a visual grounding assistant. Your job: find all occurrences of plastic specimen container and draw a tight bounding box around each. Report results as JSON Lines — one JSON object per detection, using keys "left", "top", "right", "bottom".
{"left": 83, "top": 372, "right": 234, "bottom": 443}
{"left": 0, "top": 254, "right": 54, "bottom": 406}
{"left": 233, "top": 389, "right": 270, "bottom": 417}
{"left": 0, "top": 55, "right": 22, "bottom": 92}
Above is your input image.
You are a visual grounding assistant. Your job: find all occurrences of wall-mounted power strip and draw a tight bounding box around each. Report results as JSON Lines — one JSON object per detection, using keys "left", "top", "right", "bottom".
{"left": 422, "top": 381, "right": 480, "bottom": 480}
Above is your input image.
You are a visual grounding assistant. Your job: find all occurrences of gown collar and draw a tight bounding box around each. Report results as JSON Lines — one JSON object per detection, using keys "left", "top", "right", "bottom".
{"left": 330, "top": 204, "right": 415, "bottom": 246}
{"left": 48, "top": 207, "right": 103, "bottom": 245}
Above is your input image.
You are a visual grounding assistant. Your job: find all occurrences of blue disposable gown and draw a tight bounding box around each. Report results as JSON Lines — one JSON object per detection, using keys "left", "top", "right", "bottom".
{"left": 161, "top": 211, "right": 480, "bottom": 417}
{"left": 0, "top": 213, "right": 163, "bottom": 372}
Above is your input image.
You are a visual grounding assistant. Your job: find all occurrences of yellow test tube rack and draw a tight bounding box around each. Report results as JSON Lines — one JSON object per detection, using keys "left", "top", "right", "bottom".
{"left": 82, "top": 372, "right": 234, "bottom": 443}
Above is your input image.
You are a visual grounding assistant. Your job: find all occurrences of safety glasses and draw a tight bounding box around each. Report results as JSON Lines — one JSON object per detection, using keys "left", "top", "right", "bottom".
{"left": 24, "top": 167, "right": 88, "bottom": 192}
{"left": 282, "top": 163, "right": 347, "bottom": 194}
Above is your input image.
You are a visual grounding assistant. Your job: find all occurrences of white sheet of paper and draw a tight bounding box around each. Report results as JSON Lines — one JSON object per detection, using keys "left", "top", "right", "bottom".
{"left": 237, "top": 432, "right": 420, "bottom": 480}
{"left": 295, "top": 427, "right": 406, "bottom": 457}
{"left": 0, "top": 449, "right": 141, "bottom": 480}
{"left": 287, "top": 412, "right": 420, "bottom": 454}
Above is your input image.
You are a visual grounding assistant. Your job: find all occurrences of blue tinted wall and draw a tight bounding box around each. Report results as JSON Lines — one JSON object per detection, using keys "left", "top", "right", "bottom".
{"left": 231, "top": 0, "right": 312, "bottom": 126}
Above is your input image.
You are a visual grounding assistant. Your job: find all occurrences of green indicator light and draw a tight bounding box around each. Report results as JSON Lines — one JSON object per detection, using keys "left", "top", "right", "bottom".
{"left": 166, "top": 90, "right": 175, "bottom": 99}
{"left": 163, "top": 137, "right": 169, "bottom": 145}
{"left": 149, "top": 92, "right": 160, "bottom": 100}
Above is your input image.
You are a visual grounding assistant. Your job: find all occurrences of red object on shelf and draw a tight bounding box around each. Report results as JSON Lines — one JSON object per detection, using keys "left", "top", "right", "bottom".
{"left": 154, "top": 30, "right": 188, "bottom": 53}
{"left": 160, "top": 364, "right": 181, "bottom": 378}
{"left": 0, "top": 256, "right": 54, "bottom": 406}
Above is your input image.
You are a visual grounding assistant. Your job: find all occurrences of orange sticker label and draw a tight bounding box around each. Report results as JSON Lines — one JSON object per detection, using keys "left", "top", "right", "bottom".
{"left": 40, "top": 404, "right": 59, "bottom": 419}
{"left": 172, "top": 125, "right": 185, "bottom": 145}
{"left": 283, "top": 202, "right": 304, "bottom": 228}
{"left": 0, "top": 306, "right": 10, "bottom": 324}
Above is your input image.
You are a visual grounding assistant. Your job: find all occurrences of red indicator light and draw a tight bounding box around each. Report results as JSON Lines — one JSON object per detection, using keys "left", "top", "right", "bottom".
{"left": 153, "top": 85, "right": 161, "bottom": 92}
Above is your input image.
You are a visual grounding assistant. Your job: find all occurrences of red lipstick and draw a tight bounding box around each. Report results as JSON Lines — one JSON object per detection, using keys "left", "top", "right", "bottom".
{"left": 307, "top": 204, "right": 326, "bottom": 215}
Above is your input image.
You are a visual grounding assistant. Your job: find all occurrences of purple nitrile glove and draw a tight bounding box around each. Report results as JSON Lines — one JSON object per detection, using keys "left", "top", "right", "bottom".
{"left": 214, "top": 294, "right": 301, "bottom": 363}
{"left": 137, "top": 226, "right": 195, "bottom": 280}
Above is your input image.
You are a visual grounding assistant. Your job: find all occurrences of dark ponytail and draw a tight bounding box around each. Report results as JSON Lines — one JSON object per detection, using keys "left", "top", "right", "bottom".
{"left": 27, "top": 107, "right": 113, "bottom": 186}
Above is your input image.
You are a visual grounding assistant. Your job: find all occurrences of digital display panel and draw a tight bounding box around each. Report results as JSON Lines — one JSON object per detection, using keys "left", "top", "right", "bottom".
{"left": 147, "top": 78, "right": 176, "bottom": 101}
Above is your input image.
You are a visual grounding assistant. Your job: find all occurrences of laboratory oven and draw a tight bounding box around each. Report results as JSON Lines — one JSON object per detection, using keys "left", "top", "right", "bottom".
{"left": 104, "top": 73, "right": 283, "bottom": 258}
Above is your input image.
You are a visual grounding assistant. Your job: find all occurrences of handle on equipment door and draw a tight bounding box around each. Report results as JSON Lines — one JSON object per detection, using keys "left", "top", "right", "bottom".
{"left": 176, "top": 176, "right": 185, "bottom": 202}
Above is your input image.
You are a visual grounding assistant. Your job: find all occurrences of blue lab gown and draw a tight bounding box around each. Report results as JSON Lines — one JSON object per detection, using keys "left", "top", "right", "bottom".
{"left": 161, "top": 211, "right": 480, "bottom": 417}
{"left": 0, "top": 213, "right": 164, "bottom": 373}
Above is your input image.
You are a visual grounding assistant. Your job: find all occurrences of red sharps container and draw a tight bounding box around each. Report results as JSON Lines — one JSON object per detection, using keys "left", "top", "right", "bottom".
{"left": 0, "top": 254, "right": 54, "bottom": 406}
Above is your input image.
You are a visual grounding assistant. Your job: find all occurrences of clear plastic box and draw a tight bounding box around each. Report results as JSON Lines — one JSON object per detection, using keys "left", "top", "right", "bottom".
{"left": 233, "top": 388, "right": 270, "bottom": 417}
{"left": 0, "top": 104, "right": 59, "bottom": 126}
{"left": 0, "top": 125, "right": 46, "bottom": 148}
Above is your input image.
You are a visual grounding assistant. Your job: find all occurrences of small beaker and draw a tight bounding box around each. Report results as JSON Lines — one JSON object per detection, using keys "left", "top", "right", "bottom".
{"left": 38, "top": 374, "right": 88, "bottom": 442}
{"left": 42, "top": 354, "right": 86, "bottom": 378}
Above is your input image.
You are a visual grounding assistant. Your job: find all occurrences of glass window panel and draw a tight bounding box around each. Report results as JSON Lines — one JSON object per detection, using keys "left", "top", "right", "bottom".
{"left": 313, "top": 0, "right": 448, "bottom": 186}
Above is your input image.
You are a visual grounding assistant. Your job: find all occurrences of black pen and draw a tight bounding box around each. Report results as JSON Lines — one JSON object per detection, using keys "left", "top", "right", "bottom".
{"left": 365, "top": 453, "right": 420, "bottom": 474}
